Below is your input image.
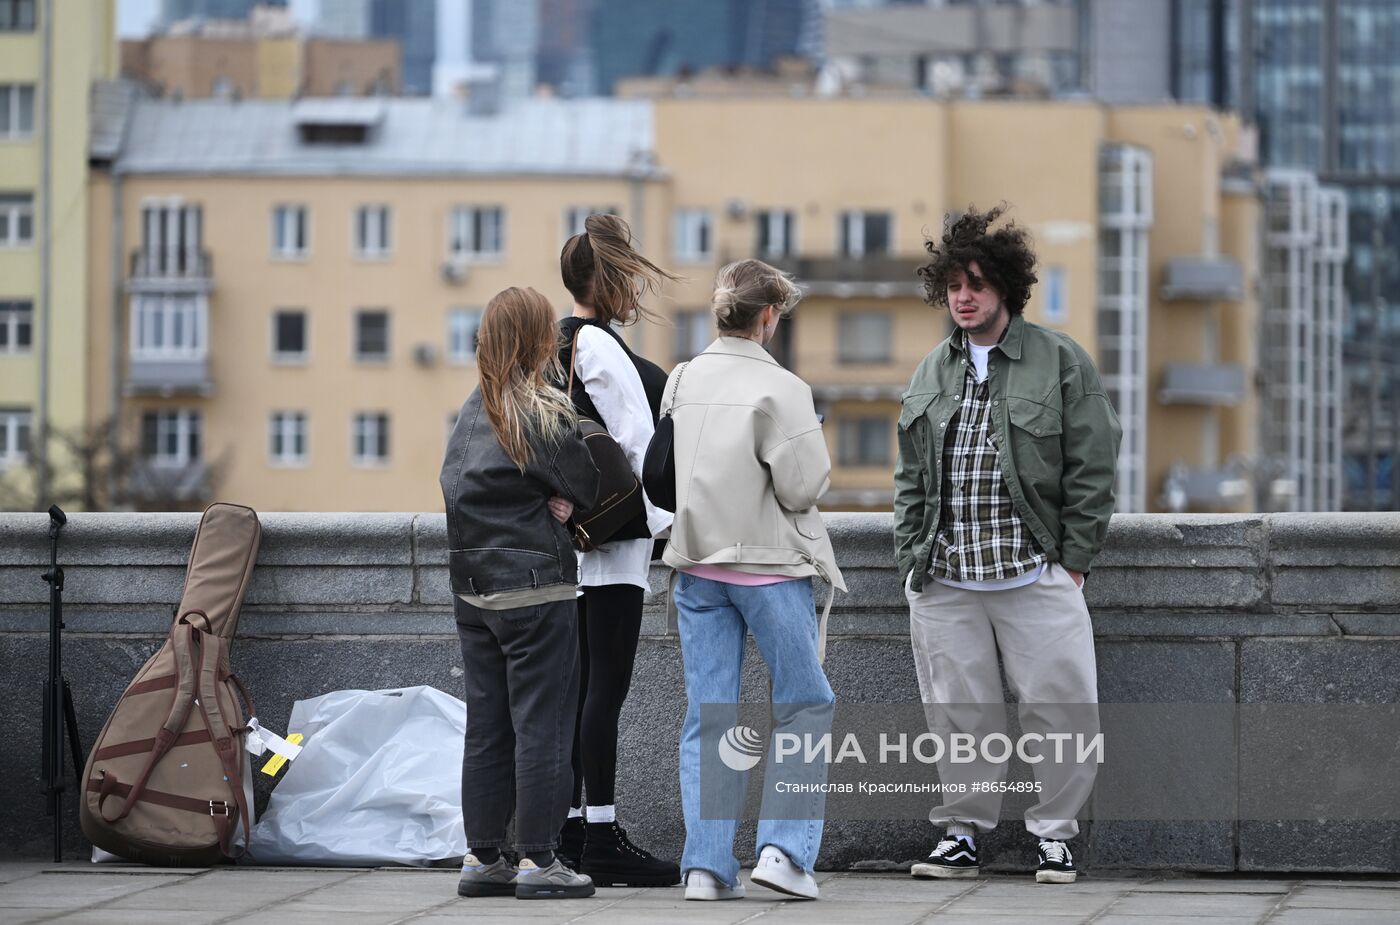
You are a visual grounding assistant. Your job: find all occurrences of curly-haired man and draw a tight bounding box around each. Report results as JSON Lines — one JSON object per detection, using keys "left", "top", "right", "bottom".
{"left": 894, "top": 206, "right": 1121, "bottom": 884}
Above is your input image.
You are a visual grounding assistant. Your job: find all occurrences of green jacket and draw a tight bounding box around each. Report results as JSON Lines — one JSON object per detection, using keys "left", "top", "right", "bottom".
{"left": 894, "top": 314, "right": 1122, "bottom": 591}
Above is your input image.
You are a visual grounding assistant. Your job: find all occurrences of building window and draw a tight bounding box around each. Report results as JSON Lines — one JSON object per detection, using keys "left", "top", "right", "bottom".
{"left": 673, "top": 310, "right": 710, "bottom": 361}
{"left": 1042, "top": 265, "right": 1069, "bottom": 325}
{"left": 0, "top": 84, "right": 35, "bottom": 138}
{"left": 447, "top": 307, "right": 482, "bottom": 364}
{"left": 0, "top": 408, "right": 30, "bottom": 467}
{"left": 355, "top": 310, "right": 389, "bottom": 361}
{"left": 1097, "top": 144, "right": 1152, "bottom": 514}
{"left": 354, "top": 204, "right": 391, "bottom": 257}
{"left": 448, "top": 206, "right": 505, "bottom": 260}
{"left": 0, "top": 300, "right": 32, "bottom": 354}
{"left": 138, "top": 201, "right": 203, "bottom": 275}
{"left": 272, "top": 309, "right": 307, "bottom": 362}
{"left": 141, "top": 410, "right": 201, "bottom": 466}
{"left": 563, "top": 206, "right": 617, "bottom": 239}
{"left": 674, "top": 209, "right": 713, "bottom": 262}
{"left": 838, "top": 211, "right": 891, "bottom": 258}
{"left": 755, "top": 210, "right": 795, "bottom": 259}
{"left": 268, "top": 411, "right": 308, "bottom": 466}
{"left": 131, "top": 294, "right": 206, "bottom": 358}
{"left": 838, "top": 312, "right": 892, "bottom": 363}
{"left": 838, "top": 416, "right": 891, "bottom": 467}
{"left": 0, "top": 0, "right": 36, "bottom": 31}
{"left": 352, "top": 412, "right": 390, "bottom": 465}
{"left": 0, "top": 193, "right": 34, "bottom": 248}
{"left": 271, "top": 205, "right": 308, "bottom": 259}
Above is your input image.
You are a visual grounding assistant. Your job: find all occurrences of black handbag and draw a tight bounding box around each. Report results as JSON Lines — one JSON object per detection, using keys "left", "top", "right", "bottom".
{"left": 566, "top": 331, "right": 647, "bottom": 552}
{"left": 642, "top": 361, "right": 689, "bottom": 513}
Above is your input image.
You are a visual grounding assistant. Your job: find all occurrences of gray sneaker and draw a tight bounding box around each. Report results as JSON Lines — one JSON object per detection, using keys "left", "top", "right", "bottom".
{"left": 514, "top": 857, "right": 597, "bottom": 899}
{"left": 457, "top": 853, "right": 517, "bottom": 897}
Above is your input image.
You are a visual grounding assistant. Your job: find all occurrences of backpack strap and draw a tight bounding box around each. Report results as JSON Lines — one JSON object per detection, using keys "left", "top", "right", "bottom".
{"left": 95, "top": 618, "right": 203, "bottom": 824}
{"left": 193, "top": 632, "right": 252, "bottom": 858}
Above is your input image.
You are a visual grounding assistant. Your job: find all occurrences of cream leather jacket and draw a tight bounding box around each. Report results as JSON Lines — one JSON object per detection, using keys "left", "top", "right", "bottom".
{"left": 660, "top": 336, "right": 846, "bottom": 596}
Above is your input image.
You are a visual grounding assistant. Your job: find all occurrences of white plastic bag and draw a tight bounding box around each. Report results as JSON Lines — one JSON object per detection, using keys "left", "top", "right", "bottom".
{"left": 245, "top": 686, "right": 467, "bottom": 866}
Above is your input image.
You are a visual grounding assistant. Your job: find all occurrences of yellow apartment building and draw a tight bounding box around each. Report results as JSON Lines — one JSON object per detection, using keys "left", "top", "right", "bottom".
{"left": 85, "top": 93, "right": 1282, "bottom": 514}
{"left": 0, "top": 0, "right": 116, "bottom": 511}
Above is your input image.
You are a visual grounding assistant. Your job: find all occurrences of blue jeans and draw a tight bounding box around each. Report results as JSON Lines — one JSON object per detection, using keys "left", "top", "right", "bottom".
{"left": 675, "top": 573, "right": 835, "bottom": 887}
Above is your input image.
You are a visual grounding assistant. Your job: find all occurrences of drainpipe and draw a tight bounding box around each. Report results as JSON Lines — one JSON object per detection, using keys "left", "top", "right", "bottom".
{"left": 107, "top": 168, "right": 124, "bottom": 509}
{"left": 35, "top": 0, "right": 54, "bottom": 507}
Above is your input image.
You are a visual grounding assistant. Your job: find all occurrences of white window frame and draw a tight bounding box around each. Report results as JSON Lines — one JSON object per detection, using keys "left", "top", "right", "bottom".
{"left": 143, "top": 409, "right": 201, "bottom": 467}
{"left": 0, "top": 83, "right": 35, "bottom": 139}
{"left": 0, "top": 193, "right": 34, "bottom": 248}
{"left": 271, "top": 309, "right": 309, "bottom": 364}
{"left": 673, "top": 309, "right": 710, "bottom": 362}
{"left": 755, "top": 209, "right": 796, "bottom": 259}
{"left": 268, "top": 411, "right": 308, "bottom": 467}
{"left": 673, "top": 208, "right": 713, "bottom": 263}
{"left": 354, "top": 204, "right": 392, "bottom": 258}
{"left": 138, "top": 198, "right": 202, "bottom": 275}
{"left": 354, "top": 309, "right": 390, "bottom": 363}
{"left": 563, "top": 206, "right": 618, "bottom": 240}
{"left": 271, "top": 204, "right": 309, "bottom": 259}
{"left": 838, "top": 415, "right": 892, "bottom": 468}
{"left": 447, "top": 307, "right": 483, "bottom": 364}
{"left": 838, "top": 210, "right": 893, "bottom": 258}
{"left": 130, "top": 294, "right": 207, "bottom": 360}
{"left": 837, "top": 311, "right": 893, "bottom": 364}
{"left": 447, "top": 205, "right": 505, "bottom": 261}
{"left": 352, "top": 412, "right": 390, "bottom": 466}
{"left": 0, "top": 300, "right": 32, "bottom": 354}
{"left": 0, "top": 408, "right": 30, "bottom": 467}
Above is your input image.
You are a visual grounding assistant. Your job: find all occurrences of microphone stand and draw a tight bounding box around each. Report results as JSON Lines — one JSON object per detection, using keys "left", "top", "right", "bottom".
{"left": 41, "top": 505, "right": 83, "bottom": 863}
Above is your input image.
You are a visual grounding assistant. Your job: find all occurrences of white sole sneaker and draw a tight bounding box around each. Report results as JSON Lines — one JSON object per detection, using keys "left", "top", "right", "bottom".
{"left": 750, "top": 846, "right": 819, "bottom": 900}
{"left": 1035, "top": 868, "right": 1077, "bottom": 884}
{"left": 684, "top": 871, "right": 745, "bottom": 901}
{"left": 911, "top": 862, "right": 980, "bottom": 879}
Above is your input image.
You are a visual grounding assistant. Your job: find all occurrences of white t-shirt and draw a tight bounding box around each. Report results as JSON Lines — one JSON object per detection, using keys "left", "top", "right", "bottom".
{"left": 969, "top": 341, "right": 994, "bottom": 383}
{"left": 572, "top": 324, "right": 673, "bottom": 591}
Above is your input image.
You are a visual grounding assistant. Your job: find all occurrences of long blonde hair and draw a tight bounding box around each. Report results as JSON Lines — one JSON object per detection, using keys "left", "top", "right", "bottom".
{"left": 476, "top": 287, "right": 577, "bottom": 471}
{"left": 560, "top": 213, "right": 681, "bottom": 325}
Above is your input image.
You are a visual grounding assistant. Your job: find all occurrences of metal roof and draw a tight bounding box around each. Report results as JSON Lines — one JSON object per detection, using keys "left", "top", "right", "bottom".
{"left": 109, "top": 97, "right": 660, "bottom": 178}
{"left": 90, "top": 80, "right": 141, "bottom": 162}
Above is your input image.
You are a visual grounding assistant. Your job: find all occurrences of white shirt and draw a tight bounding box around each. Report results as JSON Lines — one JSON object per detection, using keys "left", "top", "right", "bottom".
{"left": 572, "top": 324, "right": 673, "bottom": 591}
{"left": 969, "top": 341, "right": 993, "bottom": 383}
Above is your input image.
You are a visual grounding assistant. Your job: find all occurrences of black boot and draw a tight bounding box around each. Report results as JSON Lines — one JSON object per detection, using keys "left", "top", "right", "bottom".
{"left": 580, "top": 821, "right": 680, "bottom": 887}
{"left": 557, "top": 816, "right": 586, "bottom": 871}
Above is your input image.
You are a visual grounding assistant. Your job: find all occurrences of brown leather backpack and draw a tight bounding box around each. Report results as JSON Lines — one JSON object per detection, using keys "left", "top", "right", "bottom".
{"left": 80, "top": 503, "right": 262, "bottom": 866}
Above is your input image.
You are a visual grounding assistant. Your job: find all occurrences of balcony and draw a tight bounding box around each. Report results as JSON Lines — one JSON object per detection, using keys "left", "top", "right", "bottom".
{"left": 1158, "top": 363, "right": 1247, "bottom": 406}
{"left": 127, "top": 249, "right": 215, "bottom": 295}
{"left": 1160, "top": 465, "right": 1251, "bottom": 511}
{"left": 1160, "top": 257, "right": 1244, "bottom": 302}
{"left": 769, "top": 255, "right": 925, "bottom": 298}
{"left": 127, "top": 354, "right": 212, "bottom": 396}
{"left": 127, "top": 460, "right": 210, "bottom": 504}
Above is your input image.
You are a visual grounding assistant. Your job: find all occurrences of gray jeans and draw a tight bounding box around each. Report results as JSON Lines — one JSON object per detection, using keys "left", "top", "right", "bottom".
{"left": 906, "top": 562, "right": 1100, "bottom": 840}
{"left": 456, "top": 597, "right": 580, "bottom": 853}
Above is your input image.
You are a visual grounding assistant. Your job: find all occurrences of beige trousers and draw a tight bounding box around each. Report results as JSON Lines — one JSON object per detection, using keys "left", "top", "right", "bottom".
{"left": 905, "top": 562, "right": 1099, "bottom": 840}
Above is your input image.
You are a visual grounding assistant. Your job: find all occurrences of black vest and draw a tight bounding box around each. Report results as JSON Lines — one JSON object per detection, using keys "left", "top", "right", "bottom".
{"left": 558, "top": 316, "right": 668, "bottom": 424}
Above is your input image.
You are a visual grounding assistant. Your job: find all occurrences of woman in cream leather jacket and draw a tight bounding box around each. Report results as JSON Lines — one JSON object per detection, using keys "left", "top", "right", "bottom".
{"left": 661, "top": 259, "right": 845, "bottom": 903}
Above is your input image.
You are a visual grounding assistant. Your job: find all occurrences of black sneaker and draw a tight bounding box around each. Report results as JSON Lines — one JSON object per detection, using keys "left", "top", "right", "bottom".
{"left": 911, "top": 836, "right": 979, "bottom": 879}
{"left": 1036, "top": 839, "right": 1077, "bottom": 883}
{"left": 579, "top": 821, "right": 680, "bottom": 887}
{"left": 557, "top": 816, "right": 586, "bottom": 871}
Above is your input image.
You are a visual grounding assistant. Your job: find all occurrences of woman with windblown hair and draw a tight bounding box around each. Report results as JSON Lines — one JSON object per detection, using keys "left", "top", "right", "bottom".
{"left": 440, "top": 287, "right": 600, "bottom": 901}
{"left": 554, "top": 213, "right": 681, "bottom": 886}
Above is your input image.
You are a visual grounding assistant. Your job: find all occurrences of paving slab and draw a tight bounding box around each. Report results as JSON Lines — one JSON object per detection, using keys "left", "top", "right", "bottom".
{"left": 1100, "top": 891, "right": 1283, "bottom": 918}
{"left": 1281, "top": 885, "right": 1400, "bottom": 910}
{"left": 1124, "top": 879, "right": 1293, "bottom": 893}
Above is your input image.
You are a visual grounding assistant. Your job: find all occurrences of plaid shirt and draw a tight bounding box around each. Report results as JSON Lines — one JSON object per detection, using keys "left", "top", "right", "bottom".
{"left": 928, "top": 338, "right": 1046, "bottom": 583}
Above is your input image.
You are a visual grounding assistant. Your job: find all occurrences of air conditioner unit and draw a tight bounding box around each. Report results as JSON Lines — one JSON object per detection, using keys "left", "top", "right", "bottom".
{"left": 725, "top": 198, "right": 750, "bottom": 220}
{"left": 441, "top": 259, "right": 470, "bottom": 284}
{"left": 413, "top": 343, "right": 440, "bottom": 367}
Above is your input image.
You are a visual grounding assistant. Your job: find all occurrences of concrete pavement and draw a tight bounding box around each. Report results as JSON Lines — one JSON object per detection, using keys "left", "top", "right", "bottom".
{"left": 3, "top": 862, "right": 1400, "bottom": 924}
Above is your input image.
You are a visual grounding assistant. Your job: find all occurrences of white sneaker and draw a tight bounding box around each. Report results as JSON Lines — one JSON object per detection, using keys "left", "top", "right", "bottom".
{"left": 749, "top": 845, "right": 819, "bottom": 900}
{"left": 684, "top": 869, "right": 745, "bottom": 901}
